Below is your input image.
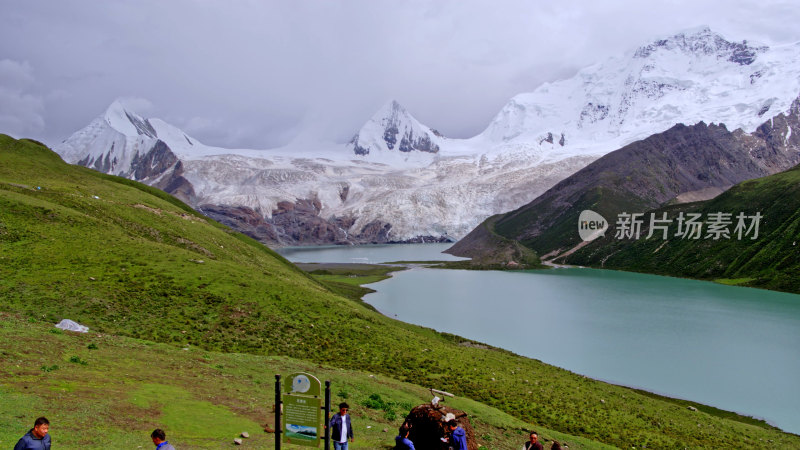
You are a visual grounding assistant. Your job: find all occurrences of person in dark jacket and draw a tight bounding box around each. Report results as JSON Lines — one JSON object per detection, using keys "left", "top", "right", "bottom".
{"left": 445, "top": 419, "right": 467, "bottom": 450}
{"left": 151, "top": 428, "right": 176, "bottom": 450}
{"left": 394, "top": 422, "right": 415, "bottom": 450}
{"left": 14, "top": 417, "right": 51, "bottom": 450}
{"left": 329, "top": 402, "right": 354, "bottom": 450}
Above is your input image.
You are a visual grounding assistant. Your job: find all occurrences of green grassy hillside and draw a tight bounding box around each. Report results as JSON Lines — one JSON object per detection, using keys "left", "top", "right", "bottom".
{"left": 2, "top": 313, "right": 609, "bottom": 449}
{"left": 2, "top": 135, "right": 799, "bottom": 448}
{"left": 566, "top": 163, "right": 800, "bottom": 292}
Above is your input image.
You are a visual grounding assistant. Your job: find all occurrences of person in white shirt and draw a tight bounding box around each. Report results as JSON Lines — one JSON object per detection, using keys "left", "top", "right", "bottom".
{"left": 329, "top": 402, "right": 353, "bottom": 450}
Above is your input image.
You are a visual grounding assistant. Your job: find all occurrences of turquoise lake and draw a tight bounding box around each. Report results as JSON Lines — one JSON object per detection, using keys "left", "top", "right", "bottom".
{"left": 278, "top": 243, "right": 800, "bottom": 433}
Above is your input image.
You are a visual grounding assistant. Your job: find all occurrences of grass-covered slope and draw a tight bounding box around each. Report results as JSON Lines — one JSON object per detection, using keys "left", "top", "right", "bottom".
{"left": 443, "top": 215, "right": 542, "bottom": 268}
{"left": 2, "top": 135, "right": 799, "bottom": 449}
{"left": 566, "top": 163, "right": 800, "bottom": 292}
{"left": 2, "top": 313, "right": 608, "bottom": 449}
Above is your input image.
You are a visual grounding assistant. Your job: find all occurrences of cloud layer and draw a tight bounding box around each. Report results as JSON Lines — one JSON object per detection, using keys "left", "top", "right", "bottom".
{"left": 1, "top": 0, "right": 799, "bottom": 149}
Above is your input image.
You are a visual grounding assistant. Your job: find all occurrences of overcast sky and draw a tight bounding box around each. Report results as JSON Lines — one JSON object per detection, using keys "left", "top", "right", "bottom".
{"left": 1, "top": 0, "right": 799, "bottom": 149}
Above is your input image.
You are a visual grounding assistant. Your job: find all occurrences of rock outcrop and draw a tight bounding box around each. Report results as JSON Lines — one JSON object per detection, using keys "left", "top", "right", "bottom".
{"left": 402, "top": 404, "right": 478, "bottom": 450}
{"left": 200, "top": 199, "right": 452, "bottom": 246}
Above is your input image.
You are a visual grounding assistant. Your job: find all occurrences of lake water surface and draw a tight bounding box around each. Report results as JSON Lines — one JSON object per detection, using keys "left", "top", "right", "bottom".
{"left": 278, "top": 244, "right": 800, "bottom": 433}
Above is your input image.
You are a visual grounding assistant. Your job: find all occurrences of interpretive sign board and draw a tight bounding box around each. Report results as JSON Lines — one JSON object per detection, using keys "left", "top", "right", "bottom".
{"left": 283, "top": 372, "right": 322, "bottom": 447}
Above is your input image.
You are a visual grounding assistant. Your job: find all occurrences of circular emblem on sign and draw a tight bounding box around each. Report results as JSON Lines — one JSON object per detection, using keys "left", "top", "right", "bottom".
{"left": 292, "top": 374, "right": 311, "bottom": 393}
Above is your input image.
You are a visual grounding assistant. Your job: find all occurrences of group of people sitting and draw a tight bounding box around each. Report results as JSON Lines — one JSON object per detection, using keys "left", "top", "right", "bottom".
{"left": 393, "top": 418, "right": 561, "bottom": 450}
{"left": 393, "top": 418, "right": 466, "bottom": 450}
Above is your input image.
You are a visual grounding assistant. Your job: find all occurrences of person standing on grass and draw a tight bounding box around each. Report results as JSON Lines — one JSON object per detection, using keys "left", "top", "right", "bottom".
{"left": 151, "top": 428, "right": 176, "bottom": 450}
{"left": 329, "top": 402, "right": 354, "bottom": 450}
{"left": 521, "top": 430, "right": 544, "bottom": 450}
{"left": 445, "top": 419, "right": 467, "bottom": 450}
{"left": 14, "top": 417, "right": 51, "bottom": 450}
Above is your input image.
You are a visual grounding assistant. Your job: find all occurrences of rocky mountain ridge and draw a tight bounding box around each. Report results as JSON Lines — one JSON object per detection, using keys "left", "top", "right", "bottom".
{"left": 447, "top": 95, "right": 800, "bottom": 262}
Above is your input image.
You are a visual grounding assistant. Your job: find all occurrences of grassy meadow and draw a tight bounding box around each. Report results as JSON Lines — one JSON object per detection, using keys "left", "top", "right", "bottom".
{"left": 2, "top": 135, "right": 799, "bottom": 448}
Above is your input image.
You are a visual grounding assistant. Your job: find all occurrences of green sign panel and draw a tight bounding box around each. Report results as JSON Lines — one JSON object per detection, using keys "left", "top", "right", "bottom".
{"left": 283, "top": 372, "right": 322, "bottom": 447}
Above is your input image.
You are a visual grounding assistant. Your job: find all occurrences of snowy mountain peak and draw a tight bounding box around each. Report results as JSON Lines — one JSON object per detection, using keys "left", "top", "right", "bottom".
{"left": 633, "top": 26, "right": 767, "bottom": 64}
{"left": 103, "top": 100, "right": 158, "bottom": 139}
{"left": 480, "top": 27, "right": 799, "bottom": 148}
{"left": 349, "top": 100, "right": 442, "bottom": 156}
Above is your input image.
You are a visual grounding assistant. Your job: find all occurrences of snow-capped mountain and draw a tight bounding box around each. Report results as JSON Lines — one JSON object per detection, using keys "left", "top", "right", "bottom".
{"left": 55, "top": 27, "right": 800, "bottom": 246}
{"left": 56, "top": 99, "right": 596, "bottom": 245}
{"left": 349, "top": 100, "right": 443, "bottom": 156}
{"left": 481, "top": 26, "right": 800, "bottom": 152}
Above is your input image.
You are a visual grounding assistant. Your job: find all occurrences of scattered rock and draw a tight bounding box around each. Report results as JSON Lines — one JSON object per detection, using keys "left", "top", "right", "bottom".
{"left": 88, "top": 277, "right": 96, "bottom": 281}
{"left": 688, "top": 406, "right": 698, "bottom": 411}
{"left": 600, "top": 399, "right": 605, "bottom": 404}
{"left": 382, "top": 428, "right": 388, "bottom": 432}
{"left": 55, "top": 319, "right": 89, "bottom": 333}
{"left": 241, "top": 432, "right": 249, "bottom": 438}
{"left": 233, "top": 438, "right": 243, "bottom": 445}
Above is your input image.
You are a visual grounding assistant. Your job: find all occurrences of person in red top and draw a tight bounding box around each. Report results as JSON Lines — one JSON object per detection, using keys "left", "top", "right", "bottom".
{"left": 521, "top": 430, "right": 544, "bottom": 450}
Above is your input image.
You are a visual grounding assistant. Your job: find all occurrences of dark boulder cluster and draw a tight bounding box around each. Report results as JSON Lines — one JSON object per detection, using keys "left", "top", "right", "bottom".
{"left": 402, "top": 404, "right": 478, "bottom": 450}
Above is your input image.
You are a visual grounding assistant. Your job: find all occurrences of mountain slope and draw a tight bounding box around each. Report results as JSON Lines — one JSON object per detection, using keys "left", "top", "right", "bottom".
{"left": 564, "top": 162, "right": 800, "bottom": 293}
{"left": 448, "top": 97, "right": 800, "bottom": 261}
{"left": 4, "top": 135, "right": 800, "bottom": 448}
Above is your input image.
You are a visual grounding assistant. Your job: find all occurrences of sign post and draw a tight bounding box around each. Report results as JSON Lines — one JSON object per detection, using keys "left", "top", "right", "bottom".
{"left": 283, "top": 372, "right": 323, "bottom": 447}
{"left": 324, "top": 380, "right": 331, "bottom": 450}
{"left": 275, "top": 374, "right": 282, "bottom": 450}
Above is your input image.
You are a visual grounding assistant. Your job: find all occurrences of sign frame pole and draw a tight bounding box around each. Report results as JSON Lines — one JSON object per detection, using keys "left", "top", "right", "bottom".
{"left": 324, "top": 380, "right": 331, "bottom": 450}
{"left": 275, "top": 374, "right": 282, "bottom": 450}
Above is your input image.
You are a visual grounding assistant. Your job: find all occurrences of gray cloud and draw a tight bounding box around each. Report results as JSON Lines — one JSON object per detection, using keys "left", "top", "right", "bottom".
{"left": 1, "top": 0, "right": 799, "bottom": 149}
{"left": 0, "top": 59, "right": 45, "bottom": 138}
